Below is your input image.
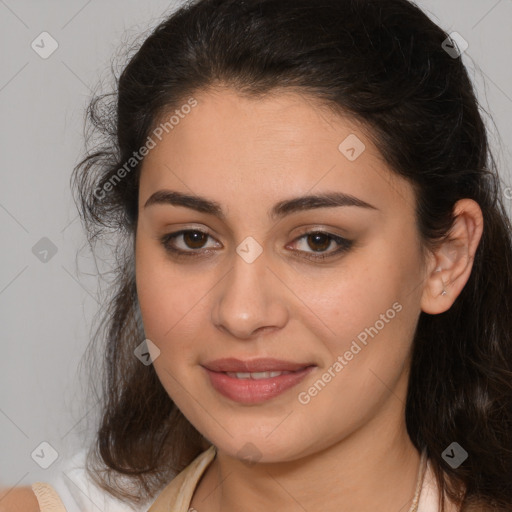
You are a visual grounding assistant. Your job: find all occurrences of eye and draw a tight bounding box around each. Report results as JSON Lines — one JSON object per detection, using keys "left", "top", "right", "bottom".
{"left": 288, "top": 231, "right": 353, "bottom": 261}
{"left": 160, "top": 229, "right": 220, "bottom": 257}
{"left": 159, "top": 229, "right": 353, "bottom": 261}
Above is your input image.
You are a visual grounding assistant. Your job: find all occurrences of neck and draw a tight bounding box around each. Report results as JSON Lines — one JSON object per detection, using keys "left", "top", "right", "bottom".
{"left": 192, "top": 375, "right": 422, "bottom": 512}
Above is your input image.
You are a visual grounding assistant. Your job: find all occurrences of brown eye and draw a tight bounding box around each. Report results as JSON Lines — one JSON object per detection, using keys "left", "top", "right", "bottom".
{"left": 160, "top": 228, "right": 353, "bottom": 262}
{"left": 160, "top": 229, "right": 220, "bottom": 256}
{"left": 306, "top": 232, "right": 332, "bottom": 252}
{"left": 290, "top": 230, "right": 354, "bottom": 262}
{"left": 183, "top": 231, "right": 208, "bottom": 249}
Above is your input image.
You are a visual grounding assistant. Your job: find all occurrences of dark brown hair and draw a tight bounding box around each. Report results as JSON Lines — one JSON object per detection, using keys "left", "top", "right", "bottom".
{"left": 71, "top": 0, "right": 512, "bottom": 510}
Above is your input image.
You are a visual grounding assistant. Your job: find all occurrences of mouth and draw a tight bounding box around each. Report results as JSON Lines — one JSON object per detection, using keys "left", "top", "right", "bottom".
{"left": 202, "top": 358, "right": 316, "bottom": 404}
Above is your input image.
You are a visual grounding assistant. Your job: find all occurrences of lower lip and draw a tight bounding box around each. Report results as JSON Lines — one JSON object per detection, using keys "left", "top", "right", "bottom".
{"left": 203, "top": 366, "right": 315, "bottom": 404}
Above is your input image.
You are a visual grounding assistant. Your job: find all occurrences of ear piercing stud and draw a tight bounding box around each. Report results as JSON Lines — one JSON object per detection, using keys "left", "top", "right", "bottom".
{"left": 435, "top": 267, "right": 447, "bottom": 296}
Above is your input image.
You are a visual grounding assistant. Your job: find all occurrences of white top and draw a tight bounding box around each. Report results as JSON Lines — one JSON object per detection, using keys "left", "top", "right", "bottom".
{"left": 31, "top": 447, "right": 457, "bottom": 512}
{"left": 32, "top": 449, "right": 156, "bottom": 512}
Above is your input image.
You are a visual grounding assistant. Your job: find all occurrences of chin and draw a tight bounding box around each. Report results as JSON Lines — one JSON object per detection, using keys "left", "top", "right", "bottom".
{"left": 206, "top": 429, "right": 319, "bottom": 465}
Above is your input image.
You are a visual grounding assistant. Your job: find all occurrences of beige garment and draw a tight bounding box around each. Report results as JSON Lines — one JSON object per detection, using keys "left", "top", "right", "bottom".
{"left": 147, "top": 445, "right": 454, "bottom": 512}
{"left": 147, "top": 446, "right": 217, "bottom": 512}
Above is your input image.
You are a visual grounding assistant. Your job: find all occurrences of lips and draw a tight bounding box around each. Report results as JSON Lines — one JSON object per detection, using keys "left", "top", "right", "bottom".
{"left": 202, "top": 358, "right": 316, "bottom": 404}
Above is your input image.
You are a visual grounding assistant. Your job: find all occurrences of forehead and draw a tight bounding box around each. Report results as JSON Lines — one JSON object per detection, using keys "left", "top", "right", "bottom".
{"left": 139, "top": 88, "right": 415, "bottom": 218}
{"left": 150, "top": 88, "right": 363, "bottom": 167}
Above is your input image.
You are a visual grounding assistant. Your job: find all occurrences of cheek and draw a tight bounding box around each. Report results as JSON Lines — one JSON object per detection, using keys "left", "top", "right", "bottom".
{"left": 135, "top": 233, "right": 216, "bottom": 376}
{"left": 135, "top": 248, "right": 200, "bottom": 404}
{"left": 135, "top": 233, "right": 189, "bottom": 344}
{"left": 302, "top": 238, "right": 420, "bottom": 371}
{"left": 294, "top": 256, "right": 397, "bottom": 341}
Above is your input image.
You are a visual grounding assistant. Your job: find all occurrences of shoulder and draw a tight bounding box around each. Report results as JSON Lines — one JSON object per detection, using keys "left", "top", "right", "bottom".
{"left": 0, "top": 485, "right": 40, "bottom": 512}
{"left": 34, "top": 448, "right": 149, "bottom": 512}
{"left": 0, "top": 447, "right": 148, "bottom": 512}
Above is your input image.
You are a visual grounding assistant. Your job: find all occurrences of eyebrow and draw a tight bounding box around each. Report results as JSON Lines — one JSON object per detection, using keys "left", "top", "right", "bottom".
{"left": 143, "top": 189, "right": 378, "bottom": 220}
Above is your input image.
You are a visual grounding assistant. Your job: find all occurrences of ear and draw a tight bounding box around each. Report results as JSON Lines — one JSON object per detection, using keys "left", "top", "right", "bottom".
{"left": 421, "top": 199, "right": 484, "bottom": 314}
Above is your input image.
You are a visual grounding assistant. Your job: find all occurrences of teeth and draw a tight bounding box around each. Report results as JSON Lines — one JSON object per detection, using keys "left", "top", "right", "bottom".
{"left": 233, "top": 372, "right": 251, "bottom": 379}
{"left": 226, "top": 370, "right": 293, "bottom": 379}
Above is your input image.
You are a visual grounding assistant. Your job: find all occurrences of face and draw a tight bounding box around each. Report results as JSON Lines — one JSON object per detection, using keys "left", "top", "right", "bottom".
{"left": 135, "top": 87, "right": 427, "bottom": 463}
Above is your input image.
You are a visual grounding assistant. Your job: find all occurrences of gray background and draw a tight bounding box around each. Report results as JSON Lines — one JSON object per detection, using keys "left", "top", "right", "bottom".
{"left": 0, "top": 0, "right": 511, "bottom": 486}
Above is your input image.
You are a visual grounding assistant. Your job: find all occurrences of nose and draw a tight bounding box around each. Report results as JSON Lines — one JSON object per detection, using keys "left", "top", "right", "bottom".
{"left": 211, "top": 249, "right": 289, "bottom": 340}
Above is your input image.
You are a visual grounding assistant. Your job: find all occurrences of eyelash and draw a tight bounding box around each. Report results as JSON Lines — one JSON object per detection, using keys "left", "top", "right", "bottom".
{"left": 159, "top": 229, "right": 354, "bottom": 262}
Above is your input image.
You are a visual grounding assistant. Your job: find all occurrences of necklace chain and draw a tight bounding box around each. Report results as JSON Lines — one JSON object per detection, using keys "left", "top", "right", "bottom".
{"left": 407, "top": 449, "right": 428, "bottom": 512}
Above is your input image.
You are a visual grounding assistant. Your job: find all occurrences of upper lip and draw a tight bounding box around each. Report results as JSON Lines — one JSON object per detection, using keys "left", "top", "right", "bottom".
{"left": 203, "top": 358, "right": 314, "bottom": 373}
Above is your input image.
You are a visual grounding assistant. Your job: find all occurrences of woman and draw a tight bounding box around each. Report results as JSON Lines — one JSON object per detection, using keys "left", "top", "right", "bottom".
{"left": 5, "top": 0, "right": 512, "bottom": 510}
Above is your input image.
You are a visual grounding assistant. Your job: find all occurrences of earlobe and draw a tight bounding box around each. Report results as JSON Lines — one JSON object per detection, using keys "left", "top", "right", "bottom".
{"left": 435, "top": 267, "right": 448, "bottom": 297}
{"left": 420, "top": 264, "right": 453, "bottom": 315}
{"left": 420, "top": 199, "right": 484, "bottom": 315}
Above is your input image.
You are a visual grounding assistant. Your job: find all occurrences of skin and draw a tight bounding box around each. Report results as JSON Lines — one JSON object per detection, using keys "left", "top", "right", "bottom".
{"left": 0, "top": 486, "right": 40, "bottom": 512}
{"left": 135, "top": 87, "right": 483, "bottom": 512}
